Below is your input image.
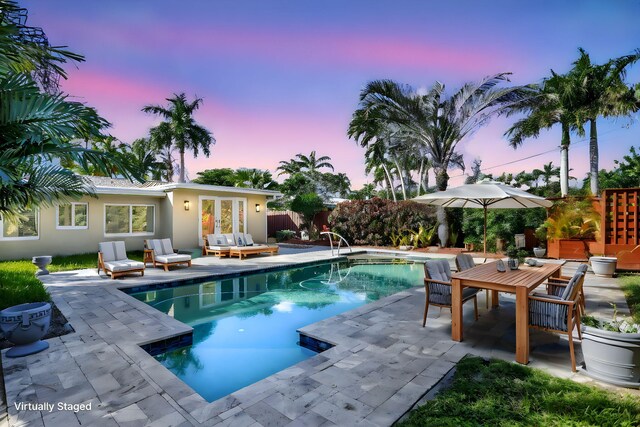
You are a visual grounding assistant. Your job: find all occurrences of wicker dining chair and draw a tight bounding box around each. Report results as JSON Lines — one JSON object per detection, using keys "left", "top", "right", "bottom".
{"left": 423, "top": 259, "right": 479, "bottom": 327}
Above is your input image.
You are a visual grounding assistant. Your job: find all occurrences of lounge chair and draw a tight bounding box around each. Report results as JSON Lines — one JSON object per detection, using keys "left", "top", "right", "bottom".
{"left": 528, "top": 268, "right": 586, "bottom": 372}
{"left": 98, "top": 241, "right": 145, "bottom": 279}
{"left": 423, "top": 259, "right": 479, "bottom": 327}
{"left": 202, "top": 234, "right": 231, "bottom": 257}
{"left": 455, "top": 253, "right": 491, "bottom": 308}
{"left": 145, "top": 238, "right": 192, "bottom": 271}
{"left": 229, "top": 233, "right": 278, "bottom": 260}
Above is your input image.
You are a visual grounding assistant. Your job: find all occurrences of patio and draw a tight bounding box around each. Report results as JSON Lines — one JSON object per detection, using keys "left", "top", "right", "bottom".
{"left": 0, "top": 250, "right": 636, "bottom": 426}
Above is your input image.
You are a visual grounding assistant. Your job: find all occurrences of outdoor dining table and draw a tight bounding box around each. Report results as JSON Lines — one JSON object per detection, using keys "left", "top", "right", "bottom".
{"left": 451, "top": 261, "right": 563, "bottom": 365}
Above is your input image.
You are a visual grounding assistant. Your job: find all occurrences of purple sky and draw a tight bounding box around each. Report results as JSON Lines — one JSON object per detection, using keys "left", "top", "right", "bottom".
{"left": 26, "top": 0, "right": 640, "bottom": 188}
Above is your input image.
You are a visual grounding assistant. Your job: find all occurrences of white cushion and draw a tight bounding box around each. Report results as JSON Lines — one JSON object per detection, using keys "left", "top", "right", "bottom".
{"left": 208, "top": 234, "right": 229, "bottom": 246}
{"left": 99, "top": 242, "right": 116, "bottom": 262}
{"left": 100, "top": 241, "right": 128, "bottom": 261}
{"left": 104, "top": 259, "right": 144, "bottom": 272}
{"left": 231, "top": 244, "right": 270, "bottom": 251}
{"left": 160, "top": 238, "right": 174, "bottom": 255}
{"left": 154, "top": 254, "right": 191, "bottom": 264}
{"left": 244, "top": 234, "right": 255, "bottom": 246}
{"left": 207, "top": 245, "right": 231, "bottom": 251}
{"left": 147, "top": 239, "right": 163, "bottom": 256}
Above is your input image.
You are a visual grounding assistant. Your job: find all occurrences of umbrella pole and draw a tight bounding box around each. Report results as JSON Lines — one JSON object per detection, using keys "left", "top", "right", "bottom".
{"left": 483, "top": 206, "right": 487, "bottom": 255}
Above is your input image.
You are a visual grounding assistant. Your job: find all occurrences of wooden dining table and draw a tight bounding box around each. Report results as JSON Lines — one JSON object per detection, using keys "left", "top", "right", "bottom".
{"left": 451, "top": 261, "right": 563, "bottom": 364}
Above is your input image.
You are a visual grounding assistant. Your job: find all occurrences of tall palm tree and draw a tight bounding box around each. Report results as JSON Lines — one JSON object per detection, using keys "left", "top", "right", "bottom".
{"left": 294, "top": 151, "right": 335, "bottom": 174}
{"left": 142, "top": 93, "right": 215, "bottom": 183}
{"left": 505, "top": 71, "right": 577, "bottom": 196}
{"left": 127, "top": 137, "right": 166, "bottom": 180}
{"left": 570, "top": 48, "right": 640, "bottom": 195}
{"left": 349, "top": 74, "right": 530, "bottom": 245}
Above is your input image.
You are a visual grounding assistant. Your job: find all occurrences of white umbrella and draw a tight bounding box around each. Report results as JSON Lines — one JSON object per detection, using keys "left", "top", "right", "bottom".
{"left": 413, "top": 180, "right": 553, "bottom": 254}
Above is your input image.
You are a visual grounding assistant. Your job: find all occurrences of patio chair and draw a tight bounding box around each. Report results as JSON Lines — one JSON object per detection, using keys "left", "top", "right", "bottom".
{"left": 423, "top": 259, "right": 479, "bottom": 327}
{"left": 455, "top": 253, "right": 491, "bottom": 309}
{"left": 528, "top": 268, "right": 586, "bottom": 372}
{"left": 145, "top": 238, "right": 192, "bottom": 271}
{"left": 202, "top": 234, "right": 231, "bottom": 257}
{"left": 98, "top": 241, "right": 145, "bottom": 279}
{"left": 545, "top": 263, "right": 588, "bottom": 315}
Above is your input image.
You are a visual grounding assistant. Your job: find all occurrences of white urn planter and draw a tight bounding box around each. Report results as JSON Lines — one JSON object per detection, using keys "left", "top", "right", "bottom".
{"left": 581, "top": 326, "right": 640, "bottom": 388}
{"left": 32, "top": 255, "right": 52, "bottom": 276}
{"left": 533, "top": 247, "right": 546, "bottom": 258}
{"left": 0, "top": 302, "right": 51, "bottom": 357}
{"left": 590, "top": 256, "right": 617, "bottom": 278}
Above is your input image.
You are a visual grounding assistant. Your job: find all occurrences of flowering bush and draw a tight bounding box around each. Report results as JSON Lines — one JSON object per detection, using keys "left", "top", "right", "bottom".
{"left": 328, "top": 198, "right": 437, "bottom": 247}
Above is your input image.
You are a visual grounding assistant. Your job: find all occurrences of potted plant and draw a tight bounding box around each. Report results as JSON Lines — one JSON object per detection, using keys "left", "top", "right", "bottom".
{"left": 533, "top": 224, "right": 547, "bottom": 258}
{"left": 544, "top": 198, "right": 600, "bottom": 260}
{"left": 505, "top": 246, "right": 524, "bottom": 270}
{"left": 589, "top": 256, "right": 617, "bottom": 278}
{"left": 581, "top": 307, "right": 640, "bottom": 388}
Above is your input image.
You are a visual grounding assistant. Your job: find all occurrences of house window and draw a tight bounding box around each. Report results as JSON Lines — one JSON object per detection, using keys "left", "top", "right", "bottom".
{"left": 1, "top": 209, "right": 39, "bottom": 240}
{"left": 104, "top": 204, "right": 155, "bottom": 236}
{"left": 57, "top": 203, "right": 88, "bottom": 229}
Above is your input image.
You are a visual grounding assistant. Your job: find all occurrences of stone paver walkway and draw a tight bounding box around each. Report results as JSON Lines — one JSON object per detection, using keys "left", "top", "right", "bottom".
{"left": 1, "top": 250, "right": 635, "bottom": 426}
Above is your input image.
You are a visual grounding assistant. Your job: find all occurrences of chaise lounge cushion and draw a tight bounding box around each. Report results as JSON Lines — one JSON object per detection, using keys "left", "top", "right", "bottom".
{"left": 147, "top": 238, "right": 175, "bottom": 256}
{"left": 233, "top": 232, "right": 248, "bottom": 246}
{"left": 153, "top": 254, "right": 192, "bottom": 264}
{"left": 223, "top": 233, "right": 235, "bottom": 245}
{"left": 244, "top": 234, "right": 255, "bottom": 246}
{"left": 103, "top": 260, "right": 145, "bottom": 272}
{"left": 207, "top": 234, "right": 230, "bottom": 246}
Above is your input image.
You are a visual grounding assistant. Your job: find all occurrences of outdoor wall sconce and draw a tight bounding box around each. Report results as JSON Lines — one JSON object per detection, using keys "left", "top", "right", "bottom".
{"left": 255, "top": 204, "right": 261, "bottom": 213}
{"left": 184, "top": 200, "right": 190, "bottom": 211}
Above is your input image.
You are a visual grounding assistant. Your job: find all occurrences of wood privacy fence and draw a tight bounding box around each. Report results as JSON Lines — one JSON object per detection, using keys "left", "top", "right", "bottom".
{"left": 600, "top": 188, "right": 640, "bottom": 270}
{"left": 267, "top": 210, "right": 331, "bottom": 237}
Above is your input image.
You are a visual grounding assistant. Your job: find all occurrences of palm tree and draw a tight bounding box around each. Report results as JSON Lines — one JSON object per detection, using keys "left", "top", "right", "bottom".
{"left": 127, "top": 138, "right": 166, "bottom": 180}
{"left": 0, "top": 3, "right": 137, "bottom": 223}
{"left": 293, "top": 151, "right": 335, "bottom": 174}
{"left": 350, "top": 74, "right": 530, "bottom": 245}
{"left": 142, "top": 93, "right": 215, "bottom": 183}
{"left": 570, "top": 48, "right": 640, "bottom": 195}
{"left": 233, "top": 168, "right": 278, "bottom": 190}
{"left": 0, "top": 74, "right": 135, "bottom": 222}
{"left": 505, "top": 72, "right": 577, "bottom": 196}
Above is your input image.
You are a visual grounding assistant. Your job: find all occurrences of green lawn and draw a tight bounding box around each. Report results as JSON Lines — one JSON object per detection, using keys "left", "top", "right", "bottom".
{"left": 400, "top": 357, "right": 640, "bottom": 427}
{"left": 0, "top": 251, "right": 144, "bottom": 310}
{"left": 619, "top": 274, "right": 640, "bottom": 324}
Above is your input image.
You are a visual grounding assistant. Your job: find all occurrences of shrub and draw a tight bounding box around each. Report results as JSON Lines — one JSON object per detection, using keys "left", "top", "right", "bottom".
{"left": 276, "top": 230, "right": 296, "bottom": 242}
{"left": 328, "top": 198, "right": 437, "bottom": 246}
{"left": 0, "top": 261, "right": 49, "bottom": 310}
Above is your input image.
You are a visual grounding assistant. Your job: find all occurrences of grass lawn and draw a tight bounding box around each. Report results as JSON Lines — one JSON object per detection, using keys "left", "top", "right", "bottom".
{"left": 619, "top": 274, "right": 640, "bottom": 324}
{"left": 400, "top": 357, "right": 640, "bottom": 427}
{"left": 0, "top": 251, "right": 144, "bottom": 310}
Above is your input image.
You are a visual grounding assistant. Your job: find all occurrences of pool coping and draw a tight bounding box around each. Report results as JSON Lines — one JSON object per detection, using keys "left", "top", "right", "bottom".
{"left": 4, "top": 250, "right": 627, "bottom": 426}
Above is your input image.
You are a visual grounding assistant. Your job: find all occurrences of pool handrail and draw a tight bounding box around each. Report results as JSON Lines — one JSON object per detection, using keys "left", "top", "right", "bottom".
{"left": 320, "top": 231, "right": 353, "bottom": 256}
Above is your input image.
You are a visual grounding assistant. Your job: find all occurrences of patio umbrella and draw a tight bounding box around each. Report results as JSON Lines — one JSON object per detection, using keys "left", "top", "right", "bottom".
{"left": 413, "top": 180, "right": 553, "bottom": 254}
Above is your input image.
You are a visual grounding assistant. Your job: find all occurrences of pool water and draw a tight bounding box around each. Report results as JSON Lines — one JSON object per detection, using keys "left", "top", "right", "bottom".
{"left": 129, "top": 259, "right": 424, "bottom": 402}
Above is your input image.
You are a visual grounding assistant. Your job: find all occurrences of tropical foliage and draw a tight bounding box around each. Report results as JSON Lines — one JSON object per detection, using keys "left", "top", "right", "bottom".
{"left": 290, "top": 192, "right": 325, "bottom": 236}
{"left": 329, "top": 198, "right": 436, "bottom": 246}
{"left": 349, "top": 74, "right": 532, "bottom": 245}
{"left": 0, "top": 1, "right": 137, "bottom": 223}
{"left": 143, "top": 93, "right": 215, "bottom": 183}
{"left": 584, "top": 145, "right": 640, "bottom": 190}
{"left": 192, "top": 168, "right": 278, "bottom": 189}
{"left": 543, "top": 198, "right": 600, "bottom": 240}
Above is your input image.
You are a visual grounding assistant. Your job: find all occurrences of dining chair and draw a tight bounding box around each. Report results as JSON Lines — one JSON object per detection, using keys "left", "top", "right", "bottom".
{"left": 423, "top": 259, "right": 479, "bottom": 327}
{"left": 455, "top": 253, "right": 491, "bottom": 308}
{"left": 528, "top": 268, "right": 586, "bottom": 372}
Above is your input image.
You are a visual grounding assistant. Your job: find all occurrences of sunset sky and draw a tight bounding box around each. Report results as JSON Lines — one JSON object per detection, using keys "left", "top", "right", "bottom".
{"left": 26, "top": 0, "right": 640, "bottom": 188}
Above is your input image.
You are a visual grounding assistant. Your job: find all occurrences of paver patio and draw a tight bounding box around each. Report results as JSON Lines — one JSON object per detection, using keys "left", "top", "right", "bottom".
{"left": 0, "top": 249, "right": 635, "bottom": 426}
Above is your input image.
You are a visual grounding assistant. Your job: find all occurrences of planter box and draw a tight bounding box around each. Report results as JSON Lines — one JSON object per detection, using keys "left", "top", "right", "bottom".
{"left": 581, "top": 326, "right": 640, "bottom": 388}
{"left": 547, "top": 239, "right": 594, "bottom": 260}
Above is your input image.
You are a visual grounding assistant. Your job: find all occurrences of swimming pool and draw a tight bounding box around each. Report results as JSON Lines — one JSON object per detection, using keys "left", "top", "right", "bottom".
{"left": 128, "top": 258, "right": 424, "bottom": 402}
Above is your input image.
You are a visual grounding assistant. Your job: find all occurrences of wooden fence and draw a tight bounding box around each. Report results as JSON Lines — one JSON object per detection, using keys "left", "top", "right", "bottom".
{"left": 267, "top": 210, "right": 331, "bottom": 237}
{"left": 600, "top": 188, "right": 640, "bottom": 270}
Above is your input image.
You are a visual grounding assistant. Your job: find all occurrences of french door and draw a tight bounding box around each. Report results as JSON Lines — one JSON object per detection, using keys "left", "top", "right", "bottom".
{"left": 199, "top": 197, "right": 247, "bottom": 246}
